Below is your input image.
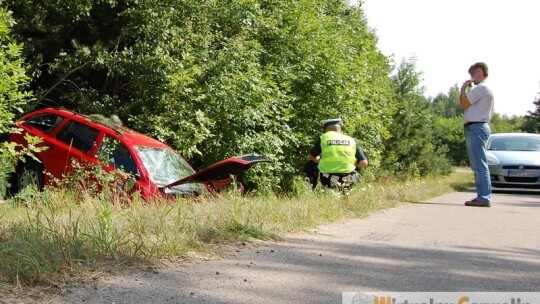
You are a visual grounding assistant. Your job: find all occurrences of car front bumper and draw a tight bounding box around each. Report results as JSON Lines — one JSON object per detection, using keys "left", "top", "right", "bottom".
{"left": 489, "top": 164, "right": 540, "bottom": 188}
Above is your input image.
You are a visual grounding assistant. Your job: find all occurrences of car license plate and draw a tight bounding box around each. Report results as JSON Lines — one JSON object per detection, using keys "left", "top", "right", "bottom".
{"left": 508, "top": 170, "right": 537, "bottom": 177}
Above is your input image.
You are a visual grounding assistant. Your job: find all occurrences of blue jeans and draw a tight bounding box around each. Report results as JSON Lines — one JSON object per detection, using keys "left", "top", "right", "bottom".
{"left": 465, "top": 123, "right": 491, "bottom": 203}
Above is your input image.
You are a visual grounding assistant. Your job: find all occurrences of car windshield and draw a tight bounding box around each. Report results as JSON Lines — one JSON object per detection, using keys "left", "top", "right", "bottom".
{"left": 488, "top": 136, "right": 540, "bottom": 151}
{"left": 135, "top": 146, "right": 205, "bottom": 194}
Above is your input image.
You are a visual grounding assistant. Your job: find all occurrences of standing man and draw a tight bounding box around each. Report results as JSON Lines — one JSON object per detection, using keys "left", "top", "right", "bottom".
{"left": 309, "top": 118, "right": 368, "bottom": 189}
{"left": 460, "top": 62, "right": 494, "bottom": 207}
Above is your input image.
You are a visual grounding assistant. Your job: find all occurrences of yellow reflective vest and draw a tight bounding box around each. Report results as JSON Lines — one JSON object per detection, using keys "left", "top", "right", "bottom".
{"left": 318, "top": 131, "right": 357, "bottom": 174}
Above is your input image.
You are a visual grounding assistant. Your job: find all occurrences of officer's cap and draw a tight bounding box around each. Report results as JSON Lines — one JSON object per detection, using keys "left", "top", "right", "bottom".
{"left": 321, "top": 118, "right": 343, "bottom": 128}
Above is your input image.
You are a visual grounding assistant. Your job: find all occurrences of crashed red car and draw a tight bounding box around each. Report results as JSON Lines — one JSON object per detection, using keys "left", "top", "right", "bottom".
{"left": 6, "top": 108, "right": 268, "bottom": 200}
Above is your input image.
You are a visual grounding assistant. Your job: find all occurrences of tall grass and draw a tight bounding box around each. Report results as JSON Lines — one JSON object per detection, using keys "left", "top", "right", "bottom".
{"left": 0, "top": 171, "right": 473, "bottom": 289}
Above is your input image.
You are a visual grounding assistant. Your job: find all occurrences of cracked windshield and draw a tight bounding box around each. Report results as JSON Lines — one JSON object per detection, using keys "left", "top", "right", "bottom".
{"left": 135, "top": 147, "right": 205, "bottom": 194}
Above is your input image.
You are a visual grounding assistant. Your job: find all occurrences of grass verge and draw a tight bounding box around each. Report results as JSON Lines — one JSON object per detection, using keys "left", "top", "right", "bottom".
{"left": 0, "top": 171, "right": 473, "bottom": 290}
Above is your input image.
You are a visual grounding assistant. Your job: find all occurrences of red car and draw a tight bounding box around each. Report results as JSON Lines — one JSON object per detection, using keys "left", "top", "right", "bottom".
{"left": 7, "top": 108, "right": 268, "bottom": 199}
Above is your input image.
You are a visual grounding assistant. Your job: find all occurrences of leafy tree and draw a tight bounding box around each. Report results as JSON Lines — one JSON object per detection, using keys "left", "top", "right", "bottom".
{"left": 0, "top": 7, "right": 35, "bottom": 197}
{"left": 522, "top": 92, "right": 540, "bottom": 133}
{"left": 6, "top": 0, "right": 394, "bottom": 190}
{"left": 431, "top": 85, "right": 462, "bottom": 118}
{"left": 0, "top": 7, "right": 32, "bottom": 131}
{"left": 490, "top": 113, "right": 524, "bottom": 133}
{"left": 382, "top": 58, "right": 451, "bottom": 177}
{"left": 432, "top": 117, "right": 468, "bottom": 166}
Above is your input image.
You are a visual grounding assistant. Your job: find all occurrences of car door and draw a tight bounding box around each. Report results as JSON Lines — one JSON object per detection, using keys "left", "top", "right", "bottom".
{"left": 51, "top": 119, "right": 101, "bottom": 178}
{"left": 15, "top": 113, "right": 67, "bottom": 181}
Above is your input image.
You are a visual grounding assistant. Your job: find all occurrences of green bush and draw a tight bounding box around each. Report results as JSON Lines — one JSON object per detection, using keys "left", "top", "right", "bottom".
{"left": 0, "top": 7, "right": 35, "bottom": 198}
{"left": 382, "top": 59, "right": 452, "bottom": 177}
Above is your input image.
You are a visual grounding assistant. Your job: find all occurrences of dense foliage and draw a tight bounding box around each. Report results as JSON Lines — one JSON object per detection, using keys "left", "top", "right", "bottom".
{"left": 0, "top": 7, "right": 36, "bottom": 197}
{"left": 522, "top": 91, "right": 540, "bottom": 133}
{"left": 1, "top": 1, "right": 530, "bottom": 190}
{"left": 6, "top": 0, "right": 394, "bottom": 190}
{"left": 0, "top": 7, "right": 32, "bottom": 132}
{"left": 382, "top": 59, "right": 452, "bottom": 177}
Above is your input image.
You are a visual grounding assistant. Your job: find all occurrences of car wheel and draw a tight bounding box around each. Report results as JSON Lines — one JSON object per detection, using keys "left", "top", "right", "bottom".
{"left": 16, "top": 161, "right": 44, "bottom": 193}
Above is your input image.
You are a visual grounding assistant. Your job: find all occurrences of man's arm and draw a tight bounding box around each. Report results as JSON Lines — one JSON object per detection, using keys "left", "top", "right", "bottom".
{"left": 460, "top": 80, "right": 473, "bottom": 109}
{"left": 309, "top": 155, "right": 320, "bottom": 162}
{"left": 357, "top": 159, "right": 368, "bottom": 169}
{"left": 355, "top": 141, "right": 368, "bottom": 169}
{"left": 309, "top": 138, "right": 322, "bottom": 163}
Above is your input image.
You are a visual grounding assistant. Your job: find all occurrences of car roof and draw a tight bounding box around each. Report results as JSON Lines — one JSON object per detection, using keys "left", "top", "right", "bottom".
{"left": 30, "top": 108, "right": 172, "bottom": 149}
{"left": 491, "top": 133, "right": 540, "bottom": 137}
{"left": 122, "top": 132, "right": 171, "bottom": 149}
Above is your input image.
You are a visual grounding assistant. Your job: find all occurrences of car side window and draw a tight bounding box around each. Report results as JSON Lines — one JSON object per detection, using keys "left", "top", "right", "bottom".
{"left": 56, "top": 120, "right": 100, "bottom": 153}
{"left": 98, "top": 136, "right": 138, "bottom": 176}
{"left": 24, "top": 114, "right": 64, "bottom": 133}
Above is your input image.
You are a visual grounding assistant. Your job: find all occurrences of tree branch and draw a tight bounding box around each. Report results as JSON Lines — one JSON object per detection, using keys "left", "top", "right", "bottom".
{"left": 39, "top": 60, "right": 94, "bottom": 102}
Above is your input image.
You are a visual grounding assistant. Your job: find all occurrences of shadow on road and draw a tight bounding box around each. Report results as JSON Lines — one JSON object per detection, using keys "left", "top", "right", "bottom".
{"left": 492, "top": 188, "right": 540, "bottom": 195}
{"left": 252, "top": 237, "right": 540, "bottom": 292}
{"left": 449, "top": 183, "right": 476, "bottom": 192}
{"left": 65, "top": 238, "right": 540, "bottom": 304}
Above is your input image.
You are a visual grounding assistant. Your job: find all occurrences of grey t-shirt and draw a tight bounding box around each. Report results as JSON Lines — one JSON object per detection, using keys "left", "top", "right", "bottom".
{"left": 464, "top": 81, "right": 494, "bottom": 123}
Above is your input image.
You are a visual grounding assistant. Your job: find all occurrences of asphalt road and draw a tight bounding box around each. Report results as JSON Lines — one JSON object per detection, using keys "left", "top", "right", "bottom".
{"left": 53, "top": 189, "right": 540, "bottom": 304}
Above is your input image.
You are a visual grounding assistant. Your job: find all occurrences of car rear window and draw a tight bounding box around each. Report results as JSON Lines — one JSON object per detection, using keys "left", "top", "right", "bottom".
{"left": 56, "top": 120, "right": 100, "bottom": 153}
{"left": 24, "top": 114, "right": 64, "bottom": 133}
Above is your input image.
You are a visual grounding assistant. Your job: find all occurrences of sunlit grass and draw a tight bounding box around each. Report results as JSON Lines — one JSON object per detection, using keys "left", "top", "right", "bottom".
{"left": 0, "top": 170, "right": 473, "bottom": 289}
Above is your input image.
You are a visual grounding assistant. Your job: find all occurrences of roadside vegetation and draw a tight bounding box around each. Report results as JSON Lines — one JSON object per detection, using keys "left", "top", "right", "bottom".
{"left": 2, "top": 0, "right": 533, "bottom": 190}
{"left": 0, "top": 171, "right": 473, "bottom": 289}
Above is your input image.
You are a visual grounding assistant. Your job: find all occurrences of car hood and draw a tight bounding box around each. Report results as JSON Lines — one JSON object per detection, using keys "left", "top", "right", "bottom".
{"left": 162, "top": 154, "right": 270, "bottom": 190}
{"left": 488, "top": 150, "right": 540, "bottom": 165}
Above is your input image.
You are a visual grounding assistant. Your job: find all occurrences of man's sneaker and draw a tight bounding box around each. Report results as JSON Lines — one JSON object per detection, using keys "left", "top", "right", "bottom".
{"left": 464, "top": 198, "right": 491, "bottom": 207}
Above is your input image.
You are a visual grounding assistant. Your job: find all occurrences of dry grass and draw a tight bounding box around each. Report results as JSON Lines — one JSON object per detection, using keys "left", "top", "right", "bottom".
{"left": 0, "top": 171, "right": 473, "bottom": 290}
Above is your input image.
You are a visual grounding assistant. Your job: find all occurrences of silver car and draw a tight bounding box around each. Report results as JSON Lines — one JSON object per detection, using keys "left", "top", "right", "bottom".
{"left": 487, "top": 133, "right": 540, "bottom": 188}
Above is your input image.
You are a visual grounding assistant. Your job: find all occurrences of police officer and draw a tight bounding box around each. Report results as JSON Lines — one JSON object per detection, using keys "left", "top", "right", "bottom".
{"left": 308, "top": 118, "right": 368, "bottom": 188}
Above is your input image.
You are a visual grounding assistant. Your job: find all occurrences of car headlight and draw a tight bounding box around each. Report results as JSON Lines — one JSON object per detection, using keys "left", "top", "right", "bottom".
{"left": 487, "top": 152, "right": 499, "bottom": 166}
